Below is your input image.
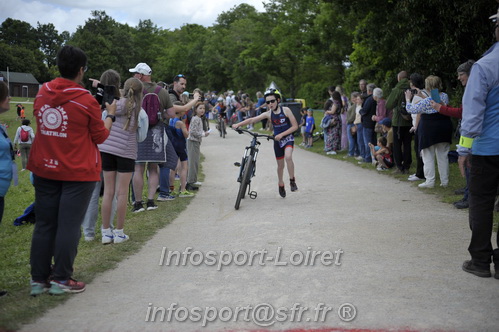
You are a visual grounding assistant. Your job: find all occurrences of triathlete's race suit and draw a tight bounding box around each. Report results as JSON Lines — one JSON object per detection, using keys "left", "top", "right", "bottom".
{"left": 271, "top": 106, "right": 294, "bottom": 160}
{"left": 169, "top": 118, "right": 188, "bottom": 162}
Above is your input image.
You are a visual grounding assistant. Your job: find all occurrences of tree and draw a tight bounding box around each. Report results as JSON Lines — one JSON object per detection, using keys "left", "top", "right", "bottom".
{"left": 69, "top": 11, "right": 135, "bottom": 87}
{"left": 37, "top": 22, "right": 63, "bottom": 67}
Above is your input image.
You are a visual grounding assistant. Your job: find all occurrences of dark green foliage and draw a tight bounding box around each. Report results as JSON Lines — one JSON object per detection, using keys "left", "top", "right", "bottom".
{"left": 0, "top": 0, "right": 496, "bottom": 102}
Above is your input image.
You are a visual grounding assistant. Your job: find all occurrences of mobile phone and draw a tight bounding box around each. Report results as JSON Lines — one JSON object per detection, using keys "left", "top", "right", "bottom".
{"left": 95, "top": 83, "right": 117, "bottom": 108}
{"left": 431, "top": 89, "right": 441, "bottom": 103}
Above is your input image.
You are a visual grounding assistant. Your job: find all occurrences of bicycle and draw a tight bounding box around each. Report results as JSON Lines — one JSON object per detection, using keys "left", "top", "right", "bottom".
{"left": 233, "top": 128, "right": 273, "bottom": 210}
{"left": 215, "top": 113, "right": 227, "bottom": 138}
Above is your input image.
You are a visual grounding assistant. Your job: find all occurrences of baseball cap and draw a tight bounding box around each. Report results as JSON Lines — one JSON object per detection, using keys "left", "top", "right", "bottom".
{"left": 379, "top": 117, "right": 392, "bottom": 127}
{"left": 129, "top": 63, "right": 152, "bottom": 75}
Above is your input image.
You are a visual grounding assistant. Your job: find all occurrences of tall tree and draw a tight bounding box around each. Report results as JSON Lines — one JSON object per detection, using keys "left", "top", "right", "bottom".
{"left": 69, "top": 10, "right": 135, "bottom": 87}
{"left": 37, "top": 22, "right": 63, "bottom": 67}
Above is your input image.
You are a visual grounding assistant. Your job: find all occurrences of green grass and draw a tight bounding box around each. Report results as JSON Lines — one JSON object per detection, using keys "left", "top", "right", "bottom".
{"left": 0, "top": 98, "right": 200, "bottom": 330}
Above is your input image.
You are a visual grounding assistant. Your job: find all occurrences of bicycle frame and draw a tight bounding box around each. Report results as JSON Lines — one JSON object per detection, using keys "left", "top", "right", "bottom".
{"left": 233, "top": 128, "right": 273, "bottom": 210}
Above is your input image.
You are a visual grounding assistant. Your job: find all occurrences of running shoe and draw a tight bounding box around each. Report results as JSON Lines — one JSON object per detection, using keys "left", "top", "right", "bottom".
{"left": 132, "top": 201, "right": 145, "bottom": 213}
{"left": 113, "top": 230, "right": 129, "bottom": 244}
{"left": 179, "top": 190, "right": 195, "bottom": 198}
{"left": 157, "top": 195, "right": 175, "bottom": 201}
{"left": 49, "top": 278, "right": 86, "bottom": 295}
{"left": 279, "top": 185, "right": 286, "bottom": 198}
{"left": 146, "top": 200, "right": 158, "bottom": 211}
{"left": 30, "top": 280, "right": 50, "bottom": 296}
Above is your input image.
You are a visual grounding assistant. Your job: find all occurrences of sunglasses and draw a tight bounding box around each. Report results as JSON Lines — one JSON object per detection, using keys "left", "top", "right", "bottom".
{"left": 266, "top": 99, "right": 277, "bottom": 105}
{"left": 174, "top": 74, "right": 186, "bottom": 80}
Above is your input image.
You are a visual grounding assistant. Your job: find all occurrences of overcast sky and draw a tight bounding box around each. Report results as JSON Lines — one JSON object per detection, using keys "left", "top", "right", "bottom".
{"left": 1, "top": 0, "right": 267, "bottom": 33}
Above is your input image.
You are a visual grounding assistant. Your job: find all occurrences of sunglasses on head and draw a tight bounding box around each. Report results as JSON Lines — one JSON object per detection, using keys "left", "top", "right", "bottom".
{"left": 266, "top": 99, "right": 277, "bottom": 104}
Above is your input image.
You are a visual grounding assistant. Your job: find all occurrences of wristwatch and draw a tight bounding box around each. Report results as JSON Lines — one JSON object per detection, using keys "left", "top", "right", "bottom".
{"left": 106, "top": 114, "right": 116, "bottom": 122}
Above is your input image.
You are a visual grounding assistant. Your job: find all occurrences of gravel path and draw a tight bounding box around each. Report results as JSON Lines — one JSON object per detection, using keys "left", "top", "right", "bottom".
{"left": 22, "top": 129, "right": 499, "bottom": 332}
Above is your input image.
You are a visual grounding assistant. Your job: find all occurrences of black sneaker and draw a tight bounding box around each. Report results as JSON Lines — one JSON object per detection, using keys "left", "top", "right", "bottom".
{"left": 186, "top": 184, "right": 199, "bottom": 191}
{"left": 462, "top": 260, "right": 491, "bottom": 278}
{"left": 146, "top": 200, "right": 158, "bottom": 211}
{"left": 290, "top": 178, "right": 298, "bottom": 192}
{"left": 279, "top": 185, "right": 286, "bottom": 198}
{"left": 453, "top": 199, "right": 469, "bottom": 209}
{"left": 132, "top": 201, "right": 145, "bottom": 213}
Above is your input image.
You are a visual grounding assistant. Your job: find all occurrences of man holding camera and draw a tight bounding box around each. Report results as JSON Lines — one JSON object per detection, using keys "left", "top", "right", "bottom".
{"left": 130, "top": 64, "right": 200, "bottom": 210}
{"left": 385, "top": 71, "right": 412, "bottom": 174}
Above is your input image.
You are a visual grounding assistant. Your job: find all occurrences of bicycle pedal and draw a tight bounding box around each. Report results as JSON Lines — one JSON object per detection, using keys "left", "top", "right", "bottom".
{"left": 234, "top": 162, "right": 241, "bottom": 167}
{"left": 249, "top": 191, "right": 257, "bottom": 199}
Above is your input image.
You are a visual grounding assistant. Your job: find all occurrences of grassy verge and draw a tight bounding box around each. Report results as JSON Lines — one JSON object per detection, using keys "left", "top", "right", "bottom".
{"left": 0, "top": 98, "right": 201, "bottom": 330}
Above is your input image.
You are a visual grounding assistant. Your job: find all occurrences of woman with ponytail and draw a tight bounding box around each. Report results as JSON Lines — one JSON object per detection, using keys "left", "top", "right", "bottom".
{"left": 98, "top": 73, "right": 143, "bottom": 244}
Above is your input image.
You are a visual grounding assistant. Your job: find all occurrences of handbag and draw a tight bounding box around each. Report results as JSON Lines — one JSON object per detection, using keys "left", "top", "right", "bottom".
{"left": 137, "top": 108, "right": 149, "bottom": 142}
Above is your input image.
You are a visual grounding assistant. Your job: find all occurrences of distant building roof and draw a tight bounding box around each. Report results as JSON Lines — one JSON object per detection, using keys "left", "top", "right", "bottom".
{"left": 0, "top": 71, "right": 40, "bottom": 85}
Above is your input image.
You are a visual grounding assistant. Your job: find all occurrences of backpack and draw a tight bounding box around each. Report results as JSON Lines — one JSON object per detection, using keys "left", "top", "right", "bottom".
{"left": 142, "top": 86, "right": 163, "bottom": 126}
{"left": 20, "top": 127, "right": 30, "bottom": 142}
{"left": 320, "top": 114, "right": 332, "bottom": 129}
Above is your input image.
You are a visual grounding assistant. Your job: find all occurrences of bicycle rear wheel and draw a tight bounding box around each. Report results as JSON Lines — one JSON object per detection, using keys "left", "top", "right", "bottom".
{"left": 235, "top": 157, "right": 254, "bottom": 210}
{"left": 221, "top": 119, "right": 226, "bottom": 138}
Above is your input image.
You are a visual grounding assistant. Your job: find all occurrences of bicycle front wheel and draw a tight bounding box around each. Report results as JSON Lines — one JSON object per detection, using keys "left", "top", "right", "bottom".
{"left": 235, "top": 157, "right": 254, "bottom": 210}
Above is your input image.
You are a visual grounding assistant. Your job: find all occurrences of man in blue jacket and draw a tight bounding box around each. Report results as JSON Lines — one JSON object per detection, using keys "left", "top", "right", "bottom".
{"left": 459, "top": 6, "right": 499, "bottom": 279}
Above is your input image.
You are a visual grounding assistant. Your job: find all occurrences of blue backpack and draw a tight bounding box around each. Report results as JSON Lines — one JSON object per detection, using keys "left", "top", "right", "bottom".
{"left": 14, "top": 203, "right": 35, "bottom": 226}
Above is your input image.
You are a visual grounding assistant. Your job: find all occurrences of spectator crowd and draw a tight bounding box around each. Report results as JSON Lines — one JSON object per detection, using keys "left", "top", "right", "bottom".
{"left": 1, "top": 8, "right": 499, "bottom": 298}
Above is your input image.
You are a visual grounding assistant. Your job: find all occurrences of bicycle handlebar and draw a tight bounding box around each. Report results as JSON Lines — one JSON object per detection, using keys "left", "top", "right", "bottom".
{"left": 232, "top": 127, "right": 274, "bottom": 140}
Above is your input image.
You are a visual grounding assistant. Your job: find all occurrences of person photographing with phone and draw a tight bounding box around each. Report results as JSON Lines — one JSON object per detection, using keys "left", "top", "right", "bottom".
{"left": 405, "top": 75, "right": 451, "bottom": 189}
{"left": 232, "top": 88, "right": 298, "bottom": 198}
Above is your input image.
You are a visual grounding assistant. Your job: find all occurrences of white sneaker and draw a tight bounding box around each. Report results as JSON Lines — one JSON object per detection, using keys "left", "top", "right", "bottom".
{"left": 193, "top": 181, "right": 203, "bottom": 186}
{"left": 354, "top": 156, "right": 363, "bottom": 160}
{"left": 408, "top": 174, "right": 424, "bottom": 181}
{"left": 326, "top": 151, "right": 337, "bottom": 155}
{"left": 418, "top": 182, "right": 434, "bottom": 188}
{"left": 113, "top": 231, "right": 129, "bottom": 244}
{"left": 84, "top": 236, "right": 94, "bottom": 242}
{"left": 101, "top": 231, "right": 114, "bottom": 244}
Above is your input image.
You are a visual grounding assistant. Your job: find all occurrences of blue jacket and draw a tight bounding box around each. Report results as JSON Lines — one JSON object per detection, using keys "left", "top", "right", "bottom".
{"left": 459, "top": 42, "right": 499, "bottom": 156}
{"left": 0, "top": 126, "right": 13, "bottom": 197}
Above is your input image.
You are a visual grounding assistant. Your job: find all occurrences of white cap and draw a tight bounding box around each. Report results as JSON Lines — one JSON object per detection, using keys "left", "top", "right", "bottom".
{"left": 129, "top": 63, "right": 152, "bottom": 75}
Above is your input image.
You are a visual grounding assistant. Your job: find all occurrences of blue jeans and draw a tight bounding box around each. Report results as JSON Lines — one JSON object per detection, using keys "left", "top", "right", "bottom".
{"left": 463, "top": 166, "right": 470, "bottom": 201}
{"left": 356, "top": 123, "right": 365, "bottom": 159}
{"left": 362, "top": 127, "right": 376, "bottom": 162}
{"left": 347, "top": 124, "right": 359, "bottom": 156}
{"left": 237, "top": 110, "right": 245, "bottom": 123}
{"left": 159, "top": 164, "right": 171, "bottom": 197}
